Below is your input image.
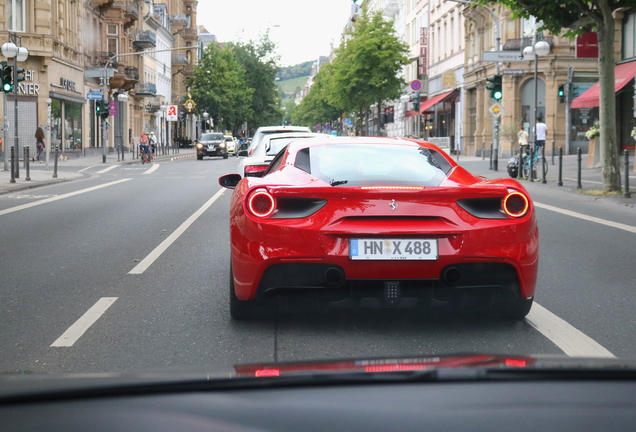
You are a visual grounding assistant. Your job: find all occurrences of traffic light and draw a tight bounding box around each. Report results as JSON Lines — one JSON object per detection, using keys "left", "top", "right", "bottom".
{"left": 96, "top": 100, "right": 109, "bottom": 119}
{"left": 2, "top": 62, "right": 13, "bottom": 93}
{"left": 558, "top": 84, "right": 565, "bottom": 103}
{"left": 412, "top": 92, "right": 420, "bottom": 112}
{"left": 486, "top": 75, "right": 502, "bottom": 100}
{"left": 16, "top": 67, "right": 25, "bottom": 83}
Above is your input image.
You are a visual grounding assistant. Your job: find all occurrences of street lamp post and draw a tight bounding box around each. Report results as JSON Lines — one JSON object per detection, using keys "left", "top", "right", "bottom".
{"left": 46, "top": 98, "right": 52, "bottom": 170}
{"left": 523, "top": 36, "right": 551, "bottom": 145}
{"left": 2, "top": 35, "right": 28, "bottom": 179}
{"left": 202, "top": 111, "right": 209, "bottom": 134}
{"left": 159, "top": 105, "right": 167, "bottom": 155}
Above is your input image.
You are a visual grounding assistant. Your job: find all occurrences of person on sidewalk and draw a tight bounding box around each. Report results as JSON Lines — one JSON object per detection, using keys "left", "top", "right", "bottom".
{"left": 535, "top": 117, "right": 548, "bottom": 150}
{"left": 518, "top": 125, "right": 529, "bottom": 152}
{"left": 149, "top": 132, "right": 157, "bottom": 160}
{"left": 35, "top": 127, "right": 45, "bottom": 162}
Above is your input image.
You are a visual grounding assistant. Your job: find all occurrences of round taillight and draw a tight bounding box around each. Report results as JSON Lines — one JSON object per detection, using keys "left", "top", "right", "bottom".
{"left": 503, "top": 192, "right": 529, "bottom": 218}
{"left": 248, "top": 189, "right": 276, "bottom": 218}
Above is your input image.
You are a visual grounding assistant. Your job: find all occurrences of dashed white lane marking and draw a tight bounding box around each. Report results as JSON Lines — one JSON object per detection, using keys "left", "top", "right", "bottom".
{"left": 95, "top": 165, "right": 119, "bottom": 174}
{"left": 51, "top": 298, "right": 118, "bottom": 347}
{"left": 128, "top": 188, "right": 225, "bottom": 274}
{"left": 0, "top": 179, "right": 133, "bottom": 217}
{"left": 534, "top": 202, "right": 636, "bottom": 235}
{"left": 78, "top": 165, "right": 101, "bottom": 173}
{"left": 527, "top": 303, "right": 615, "bottom": 358}
{"left": 142, "top": 163, "right": 160, "bottom": 175}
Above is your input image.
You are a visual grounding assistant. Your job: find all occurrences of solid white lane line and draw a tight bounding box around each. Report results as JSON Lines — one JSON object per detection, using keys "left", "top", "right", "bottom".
{"left": 95, "top": 165, "right": 119, "bottom": 174}
{"left": 51, "top": 298, "right": 118, "bottom": 347}
{"left": 128, "top": 188, "right": 225, "bottom": 274}
{"left": 534, "top": 202, "right": 636, "bottom": 235}
{"left": 142, "top": 163, "right": 160, "bottom": 175}
{"left": 527, "top": 303, "right": 615, "bottom": 358}
{"left": 0, "top": 179, "right": 133, "bottom": 217}
{"left": 78, "top": 165, "right": 101, "bottom": 173}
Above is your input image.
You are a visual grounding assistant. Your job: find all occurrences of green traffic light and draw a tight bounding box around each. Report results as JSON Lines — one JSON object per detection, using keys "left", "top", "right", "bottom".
{"left": 493, "top": 91, "right": 503, "bottom": 100}
{"left": 3, "top": 82, "right": 12, "bottom": 92}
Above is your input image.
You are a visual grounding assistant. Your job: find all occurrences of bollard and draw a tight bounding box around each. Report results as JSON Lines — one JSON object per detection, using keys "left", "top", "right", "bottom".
{"left": 577, "top": 147, "right": 582, "bottom": 189}
{"left": 530, "top": 146, "right": 535, "bottom": 181}
{"left": 517, "top": 145, "right": 522, "bottom": 180}
{"left": 493, "top": 144, "right": 498, "bottom": 172}
{"left": 481, "top": 141, "right": 485, "bottom": 160}
{"left": 489, "top": 142, "right": 493, "bottom": 170}
{"left": 551, "top": 140, "right": 555, "bottom": 165}
{"left": 24, "top": 147, "right": 31, "bottom": 181}
{"left": 10, "top": 146, "right": 15, "bottom": 184}
{"left": 541, "top": 146, "right": 546, "bottom": 184}
{"left": 557, "top": 147, "right": 563, "bottom": 186}
{"left": 53, "top": 147, "right": 59, "bottom": 179}
{"left": 625, "top": 149, "right": 631, "bottom": 199}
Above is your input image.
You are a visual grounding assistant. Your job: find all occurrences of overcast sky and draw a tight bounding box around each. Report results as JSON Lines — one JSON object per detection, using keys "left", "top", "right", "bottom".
{"left": 197, "top": 0, "right": 354, "bottom": 66}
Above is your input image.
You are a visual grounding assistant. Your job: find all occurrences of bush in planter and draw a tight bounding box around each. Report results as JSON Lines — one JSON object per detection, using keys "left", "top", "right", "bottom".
{"left": 585, "top": 121, "right": 600, "bottom": 140}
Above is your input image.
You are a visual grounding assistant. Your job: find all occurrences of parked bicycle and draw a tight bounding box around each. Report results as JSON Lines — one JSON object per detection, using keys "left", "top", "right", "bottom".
{"left": 507, "top": 144, "right": 547, "bottom": 180}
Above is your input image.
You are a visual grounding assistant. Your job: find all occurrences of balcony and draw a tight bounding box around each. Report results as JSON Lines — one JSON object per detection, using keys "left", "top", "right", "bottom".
{"left": 88, "top": 51, "right": 119, "bottom": 69}
{"left": 132, "top": 30, "right": 157, "bottom": 51}
{"left": 183, "top": 64, "right": 194, "bottom": 78}
{"left": 145, "top": 96, "right": 163, "bottom": 113}
{"left": 120, "top": 66, "right": 139, "bottom": 91}
{"left": 91, "top": 0, "right": 111, "bottom": 8}
{"left": 172, "top": 53, "right": 188, "bottom": 65}
{"left": 171, "top": 14, "right": 187, "bottom": 30}
{"left": 135, "top": 82, "right": 157, "bottom": 96}
{"left": 503, "top": 34, "right": 554, "bottom": 51}
{"left": 382, "top": 0, "right": 399, "bottom": 18}
{"left": 124, "top": 2, "right": 139, "bottom": 26}
{"left": 182, "top": 27, "right": 198, "bottom": 41}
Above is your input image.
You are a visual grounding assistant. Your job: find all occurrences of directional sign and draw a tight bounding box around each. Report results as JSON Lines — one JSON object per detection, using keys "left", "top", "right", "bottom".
{"left": 489, "top": 103, "right": 505, "bottom": 118}
{"left": 89, "top": 87, "right": 103, "bottom": 94}
{"left": 166, "top": 105, "right": 178, "bottom": 121}
{"left": 410, "top": 79, "right": 423, "bottom": 92}
{"left": 502, "top": 69, "right": 525, "bottom": 76}
{"left": 86, "top": 93, "right": 103, "bottom": 100}
{"left": 481, "top": 51, "right": 525, "bottom": 63}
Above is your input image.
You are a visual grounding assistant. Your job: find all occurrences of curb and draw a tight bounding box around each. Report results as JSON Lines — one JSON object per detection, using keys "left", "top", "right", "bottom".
{"left": 0, "top": 174, "right": 87, "bottom": 196}
{"left": 171, "top": 154, "right": 196, "bottom": 161}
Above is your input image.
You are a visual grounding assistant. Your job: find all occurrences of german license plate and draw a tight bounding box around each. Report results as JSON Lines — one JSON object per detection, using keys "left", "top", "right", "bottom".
{"left": 349, "top": 239, "right": 438, "bottom": 260}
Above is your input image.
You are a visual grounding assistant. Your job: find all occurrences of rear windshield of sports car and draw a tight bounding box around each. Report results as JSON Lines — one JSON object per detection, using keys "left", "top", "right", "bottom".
{"left": 201, "top": 133, "right": 224, "bottom": 141}
{"left": 295, "top": 144, "right": 452, "bottom": 187}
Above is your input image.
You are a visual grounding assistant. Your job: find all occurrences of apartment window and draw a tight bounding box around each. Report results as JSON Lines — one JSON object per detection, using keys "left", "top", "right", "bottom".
{"left": 107, "top": 24, "right": 118, "bottom": 36}
{"left": 521, "top": 17, "right": 542, "bottom": 38}
{"left": 468, "top": 88, "right": 476, "bottom": 142}
{"left": 450, "top": 17, "right": 454, "bottom": 53}
{"left": 412, "top": 19, "right": 416, "bottom": 46}
{"left": 623, "top": 10, "right": 636, "bottom": 60}
{"left": 7, "top": 0, "right": 26, "bottom": 32}
{"left": 443, "top": 22, "right": 447, "bottom": 57}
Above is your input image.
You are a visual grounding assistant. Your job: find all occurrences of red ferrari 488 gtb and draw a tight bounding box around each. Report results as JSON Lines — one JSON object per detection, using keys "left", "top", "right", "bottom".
{"left": 219, "top": 137, "right": 538, "bottom": 319}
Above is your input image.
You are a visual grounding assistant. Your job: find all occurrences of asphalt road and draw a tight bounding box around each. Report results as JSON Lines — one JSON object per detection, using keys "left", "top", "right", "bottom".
{"left": 0, "top": 155, "right": 635, "bottom": 374}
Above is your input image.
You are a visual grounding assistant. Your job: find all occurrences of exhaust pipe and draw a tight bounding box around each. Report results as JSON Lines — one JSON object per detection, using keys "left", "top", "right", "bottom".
{"left": 442, "top": 267, "right": 462, "bottom": 285}
{"left": 324, "top": 267, "right": 344, "bottom": 286}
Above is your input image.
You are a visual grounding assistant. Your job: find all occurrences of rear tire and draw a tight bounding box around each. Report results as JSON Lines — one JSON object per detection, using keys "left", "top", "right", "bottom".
{"left": 223, "top": 152, "right": 228, "bottom": 159}
{"left": 496, "top": 297, "right": 533, "bottom": 319}
{"left": 197, "top": 155, "right": 203, "bottom": 160}
{"left": 229, "top": 265, "right": 272, "bottom": 320}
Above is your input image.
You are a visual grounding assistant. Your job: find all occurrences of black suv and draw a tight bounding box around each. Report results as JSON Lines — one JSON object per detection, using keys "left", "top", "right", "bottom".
{"left": 196, "top": 133, "right": 228, "bottom": 160}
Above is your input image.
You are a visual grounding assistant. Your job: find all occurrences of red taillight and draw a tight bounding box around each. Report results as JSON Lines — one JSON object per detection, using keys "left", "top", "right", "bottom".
{"left": 255, "top": 369, "right": 280, "bottom": 377}
{"left": 244, "top": 164, "right": 269, "bottom": 177}
{"left": 503, "top": 192, "right": 529, "bottom": 218}
{"left": 247, "top": 189, "right": 276, "bottom": 218}
{"left": 504, "top": 359, "right": 528, "bottom": 368}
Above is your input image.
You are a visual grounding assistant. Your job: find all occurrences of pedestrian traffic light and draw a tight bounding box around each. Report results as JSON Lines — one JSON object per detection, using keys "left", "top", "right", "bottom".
{"left": 558, "top": 84, "right": 565, "bottom": 103}
{"left": 96, "top": 100, "right": 109, "bottom": 119}
{"left": 486, "top": 75, "right": 502, "bottom": 100}
{"left": 2, "top": 62, "right": 13, "bottom": 93}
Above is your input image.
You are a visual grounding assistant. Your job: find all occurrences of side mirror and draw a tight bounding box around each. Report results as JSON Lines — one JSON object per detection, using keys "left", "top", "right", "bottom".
{"left": 219, "top": 174, "right": 242, "bottom": 189}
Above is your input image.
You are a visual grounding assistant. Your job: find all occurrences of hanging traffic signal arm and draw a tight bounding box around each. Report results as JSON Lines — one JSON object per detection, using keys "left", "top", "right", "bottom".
{"left": 486, "top": 75, "right": 502, "bottom": 101}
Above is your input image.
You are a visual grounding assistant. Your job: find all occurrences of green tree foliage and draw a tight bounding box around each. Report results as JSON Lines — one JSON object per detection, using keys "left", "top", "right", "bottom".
{"left": 277, "top": 61, "right": 315, "bottom": 81}
{"left": 188, "top": 43, "right": 253, "bottom": 133}
{"left": 328, "top": 10, "right": 409, "bottom": 133}
{"left": 291, "top": 65, "right": 341, "bottom": 127}
{"left": 477, "top": 0, "right": 630, "bottom": 191}
{"left": 228, "top": 33, "right": 282, "bottom": 133}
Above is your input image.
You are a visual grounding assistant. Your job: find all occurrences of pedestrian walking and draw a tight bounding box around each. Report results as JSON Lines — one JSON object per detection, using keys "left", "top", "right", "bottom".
{"left": 517, "top": 125, "right": 528, "bottom": 146}
{"left": 534, "top": 117, "right": 548, "bottom": 149}
{"left": 35, "top": 127, "right": 45, "bottom": 162}
{"left": 149, "top": 132, "right": 157, "bottom": 160}
{"left": 139, "top": 131, "right": 148, "bottom": 156}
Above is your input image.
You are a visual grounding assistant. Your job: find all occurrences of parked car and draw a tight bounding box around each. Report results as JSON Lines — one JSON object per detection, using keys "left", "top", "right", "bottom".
{"left": 237, "top": 133, "right": 325, "bottom": 177}
{"left": 243, "top": 125, "right": 311, "bottom": 157}
{"left": 196, "top": 133, "right": 228, "bottom": 160}
{"left": 224, "top": 135, "right": 237, "bottom": 155}
{"left": 219, "top": 136, "right": 538, "bottom": 320}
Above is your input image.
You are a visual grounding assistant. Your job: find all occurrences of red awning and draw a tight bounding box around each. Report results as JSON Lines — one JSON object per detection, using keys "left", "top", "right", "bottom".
{"left": 571, "top": 60, "right": 636, "bottom": 109}
{"left": 405, "top": 110, "right": 418, "bottom": 118}
{"left": 419, "top": 90, "right": 457, "bottom": 114}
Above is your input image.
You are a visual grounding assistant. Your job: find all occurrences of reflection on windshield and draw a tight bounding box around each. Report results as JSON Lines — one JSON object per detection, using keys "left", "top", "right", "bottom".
{"left": 201, "top": 134, "right": 224, "bottom": 141}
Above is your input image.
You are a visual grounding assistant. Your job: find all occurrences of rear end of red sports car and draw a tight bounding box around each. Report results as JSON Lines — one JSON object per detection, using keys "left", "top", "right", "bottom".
{"left": 220, "top": 137, "right": 538, "bottom": 319}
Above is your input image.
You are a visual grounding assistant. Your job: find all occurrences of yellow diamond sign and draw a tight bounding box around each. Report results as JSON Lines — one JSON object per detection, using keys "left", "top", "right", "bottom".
{"left": 489, "top": 103, "right": 504, "bottom": 118}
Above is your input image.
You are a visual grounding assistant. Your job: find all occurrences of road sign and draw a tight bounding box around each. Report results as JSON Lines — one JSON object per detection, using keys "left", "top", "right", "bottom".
{"left": 166, "top": 105, "right": 178, "bottom": 121}
{"left": 84, "top": 69, "right": 115, "bottom": 78}
{"left": 89, "top": 87, "right": 103, "bottom": 94}
{"left": 502, "top": 69, "right": 525, "bottom": 76}
{"left": 86, "top": 93, "right": 103, "bottom": 100}
{"left": 489, "top": 103, "right": 505, "bottom": 118}
{"left": 410, "top": 79, "right": 422, "bottom": 92}
{"left": 481, "top": 51, "right": 525, "bottom": 63}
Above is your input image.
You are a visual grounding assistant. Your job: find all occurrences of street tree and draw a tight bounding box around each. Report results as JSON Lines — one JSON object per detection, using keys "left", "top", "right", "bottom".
{"left": 292, "top": 65, "right": 342, "bottom": 128}
{"left": 328, "top": 10, "right": 409, "bottom": 135}
{"left": 228, "top": 33, "right": 282, "bottom": 133}
{"left": 476, "top": 0, "right": 630, "bottom": 191}
{"left": 189, "top": 43, "right": 253, "bottom": 133}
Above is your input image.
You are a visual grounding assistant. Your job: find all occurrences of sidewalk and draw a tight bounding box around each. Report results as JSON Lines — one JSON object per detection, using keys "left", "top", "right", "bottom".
{"left": 454, "top": 152, "right": 636, "bottom": 208}
{"left": 0, "top": 149, "right": 195, "bottom": 195}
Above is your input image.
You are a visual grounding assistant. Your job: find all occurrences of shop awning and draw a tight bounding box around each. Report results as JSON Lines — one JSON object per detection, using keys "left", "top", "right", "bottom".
{"left": 571, "top": 60, "right": 636, "bottom": 109}
{"left": 419, "top": 90, "right": 457, "bottom": 114}
{"left": 404, "top": 90, "right": 457, "bottom": 117}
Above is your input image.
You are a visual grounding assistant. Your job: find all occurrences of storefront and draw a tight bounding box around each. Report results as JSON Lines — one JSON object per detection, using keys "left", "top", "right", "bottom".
{"left": 48, "top": 61, "right": 86, "bottom": 152}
